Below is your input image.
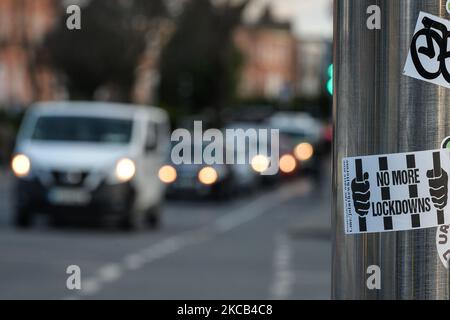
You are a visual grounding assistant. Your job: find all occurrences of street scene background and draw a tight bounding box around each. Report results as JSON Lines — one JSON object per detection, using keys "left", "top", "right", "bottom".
{"left": 0, "top": 0, "right": 333, "bottom": 300}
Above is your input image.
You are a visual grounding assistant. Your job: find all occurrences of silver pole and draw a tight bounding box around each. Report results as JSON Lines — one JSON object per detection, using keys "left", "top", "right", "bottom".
{"left": 332, "top": 0, "right": 450, "bottom": 299}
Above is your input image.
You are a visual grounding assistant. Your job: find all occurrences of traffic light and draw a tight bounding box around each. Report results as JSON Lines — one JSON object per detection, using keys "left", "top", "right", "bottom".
{"left": 327, "top": 64, "right": 333, "bottom": 96}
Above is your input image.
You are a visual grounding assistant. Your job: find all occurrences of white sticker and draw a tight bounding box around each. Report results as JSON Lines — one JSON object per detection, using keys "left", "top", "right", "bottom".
{"left": 343, "top": 149, "right": 450, "bottom": 234}
{"left": 436, "top": 137, "right": 450, "bottom": 269}
{"left": 404, "top": 12, "right": 450, "bottom": 89}
{"left": 437, "top": 225, "right": 450, "bottom": 269}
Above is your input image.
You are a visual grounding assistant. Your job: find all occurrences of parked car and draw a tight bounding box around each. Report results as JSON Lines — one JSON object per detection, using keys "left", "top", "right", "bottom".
{"left": 11, "top": 101, "right": 170, "bottom": 230}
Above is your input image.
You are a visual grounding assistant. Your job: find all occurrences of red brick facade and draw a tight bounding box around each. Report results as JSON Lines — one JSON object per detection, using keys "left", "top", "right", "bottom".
{"left": 0, "top": 0, "right": 62, "bottom": 107}
{"left": 233, "top": 12, "right": 297, "bottom": 100}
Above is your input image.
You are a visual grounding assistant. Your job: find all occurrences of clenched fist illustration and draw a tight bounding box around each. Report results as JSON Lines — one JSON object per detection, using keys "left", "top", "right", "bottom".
{"left": 351, "top": 172, "right": 371, "bottom": 217}
{"left": 427, "top": 169, "right": 448, "bottom": 210}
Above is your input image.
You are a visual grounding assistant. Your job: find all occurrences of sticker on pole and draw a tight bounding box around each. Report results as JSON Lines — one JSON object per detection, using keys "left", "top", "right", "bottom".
{"left": 436, "top": 136, "right": 450, "bottom": 269}
{"left": 404, "top": 12, "right": 450, "bottom": 89}
{"left": 343, "top": 149, "right": 450, "bottom": 234}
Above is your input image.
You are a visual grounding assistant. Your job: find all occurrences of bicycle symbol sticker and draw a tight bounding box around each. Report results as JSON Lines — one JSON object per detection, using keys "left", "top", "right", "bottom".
{"left": 404, "top": 12, "right": 450, "bottom": 89}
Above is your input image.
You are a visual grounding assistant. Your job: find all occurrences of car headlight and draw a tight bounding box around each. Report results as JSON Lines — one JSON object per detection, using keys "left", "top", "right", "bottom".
{"left": 198, "top": 167, "right": 218, "bottom": 185}
{"left": 251, "top": 155, "right": 270, "bottom": 173}
{"left": 279, "top": 154, "right": 297, "bottom": 174}
{"left": 115, "top": 158, "right": 136, "bottom": 183}
{"left": 294, "top": 143, "right": 314, "bottom": 161}
{"left": 159, "top": 165, "right": 177, "bottom": 184}
{"left": 11, "top": 154, "right": 31, "bottom": 178}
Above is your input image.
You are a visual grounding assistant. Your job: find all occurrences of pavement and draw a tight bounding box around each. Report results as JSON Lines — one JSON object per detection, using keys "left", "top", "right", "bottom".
{"left": 0, "top": 161, "right": 331, "bottom": 300}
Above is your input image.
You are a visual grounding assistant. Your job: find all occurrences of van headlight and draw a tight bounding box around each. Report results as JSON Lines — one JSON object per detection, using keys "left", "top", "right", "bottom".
{"left": 115, "top": 158, "right": 136, "bottom": 183}
{"left": 11, "top": 154, "right": 31, "bottom": 178}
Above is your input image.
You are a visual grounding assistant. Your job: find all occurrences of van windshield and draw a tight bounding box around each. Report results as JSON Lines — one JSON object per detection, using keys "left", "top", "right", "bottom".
{"left": 31, "top": 116, "right": 133, "bottom": 144}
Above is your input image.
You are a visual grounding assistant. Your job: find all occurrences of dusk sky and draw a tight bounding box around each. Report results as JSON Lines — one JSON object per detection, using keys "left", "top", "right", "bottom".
{"left": 244, "top": 0, "right": 333, "bottom": 39}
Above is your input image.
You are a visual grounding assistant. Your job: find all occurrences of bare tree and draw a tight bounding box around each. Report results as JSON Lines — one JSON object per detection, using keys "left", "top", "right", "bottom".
{"left": 45, "top": 0, "right": 167, "bottom": 101}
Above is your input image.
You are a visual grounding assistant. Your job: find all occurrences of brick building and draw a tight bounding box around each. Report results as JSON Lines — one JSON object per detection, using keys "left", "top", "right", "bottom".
{"left": 296, "top": 39, "right": 331, "bottom": 99}
{"left": 233, "top": 8, "right": 297, "bottom": 101}
{"left": 0, "top": 0, "right": 64, "bottom": 108}
{"left": 0, "top": 0, "right": 170, "bottom": 108}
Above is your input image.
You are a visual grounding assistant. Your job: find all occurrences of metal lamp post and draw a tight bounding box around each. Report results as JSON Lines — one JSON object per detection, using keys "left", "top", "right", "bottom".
{"left": 333, "top": 0, "right": 450, "bottom": 299}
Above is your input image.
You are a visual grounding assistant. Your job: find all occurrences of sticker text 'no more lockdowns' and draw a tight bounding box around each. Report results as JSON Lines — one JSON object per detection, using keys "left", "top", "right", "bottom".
{"left": 343, "top": 149, "right": 449, "bottom": 234}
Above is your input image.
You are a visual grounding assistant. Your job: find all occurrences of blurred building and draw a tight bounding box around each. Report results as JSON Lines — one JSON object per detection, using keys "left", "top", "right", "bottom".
{"left": 233, "top": 8, "right": 297, "bottom": 101}
{"left": 0, "top": 0, "right": 170, "bottom": 108}
{"left": 296, "top": 39, "right": 331, "bottom": 99}
{"left": 0, "top": 0, "right": 65, "bottom": 108}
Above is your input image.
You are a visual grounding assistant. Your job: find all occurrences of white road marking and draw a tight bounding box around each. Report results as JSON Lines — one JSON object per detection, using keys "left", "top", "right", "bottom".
{"left": 76, "top": 264, "right": 123, "bottom": 297}
{"left": 124, "top": 254, "right": 145, "bottom": 271}
{"left": 80, "top": 279, "right": 101, "bottom": 296}
{"left": 64, "top": 179, "right": 310, "bottom": 299}
{"left": 216, "top": 179, "right": 311, "bottom": 233}
{"left": 270, "top": 234, "right": 294, "bottom": 300}
{"left": 97, "top": 264, "right": 123, "bottom": 283}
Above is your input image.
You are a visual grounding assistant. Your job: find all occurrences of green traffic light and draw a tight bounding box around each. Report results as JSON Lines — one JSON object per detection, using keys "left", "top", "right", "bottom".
{"left": 327, "top": 79, "right": 333, "bottom": 96}
{"left": 327, "top": 64, "right": 333, "bottom": 95}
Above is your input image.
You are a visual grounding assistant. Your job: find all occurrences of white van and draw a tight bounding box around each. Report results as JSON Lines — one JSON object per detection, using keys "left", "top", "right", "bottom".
{"left": 11, "top": 101, "right": 170, "bottom": 230}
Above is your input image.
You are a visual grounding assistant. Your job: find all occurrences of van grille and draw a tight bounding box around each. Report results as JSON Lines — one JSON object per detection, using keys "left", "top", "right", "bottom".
{"left": 51, "top": 171, "right": 89, "bottom": 187}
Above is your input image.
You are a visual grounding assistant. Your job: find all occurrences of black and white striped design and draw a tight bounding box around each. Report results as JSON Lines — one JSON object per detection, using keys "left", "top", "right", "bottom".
{"left": 379, "top": 157, "right": 393, "bottom": 231}
{"left": 344, "top": 148, "right": 450, "bottom": 235}
{"left": 407, "top": 154, "right": 420, "bottom": 228}
{"left": 378, "top": 153, "right": 443, "bottom": 230}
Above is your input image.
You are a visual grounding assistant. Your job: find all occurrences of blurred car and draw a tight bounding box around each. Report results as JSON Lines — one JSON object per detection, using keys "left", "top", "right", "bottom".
{"left": 223, "top": 122, "right": 270, "bottom": 190}
{"left": 11, "top": 101, "right": 170, "bottom": 230}
{"left": 268, "top": 112, "right": 324, "bottom": 177}
{"left": 162, "top": 163, "right": 236, "bottom": 200}
{"left": 159, "top": 137, "right": 257, "bottom": 200}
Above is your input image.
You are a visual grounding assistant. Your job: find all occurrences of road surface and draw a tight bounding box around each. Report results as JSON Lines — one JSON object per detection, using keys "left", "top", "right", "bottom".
{"left": 0, "top": 162, "right": 331, "bottom": 300}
